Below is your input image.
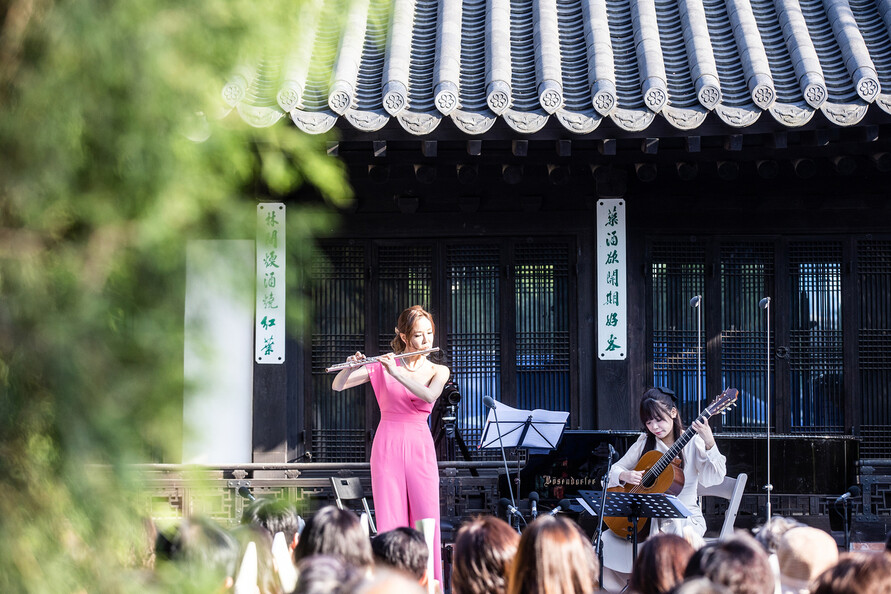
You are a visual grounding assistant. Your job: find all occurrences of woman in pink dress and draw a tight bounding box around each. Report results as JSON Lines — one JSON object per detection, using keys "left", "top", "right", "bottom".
{"left": 332, "top": 305, "right": 450, "bottom": 583}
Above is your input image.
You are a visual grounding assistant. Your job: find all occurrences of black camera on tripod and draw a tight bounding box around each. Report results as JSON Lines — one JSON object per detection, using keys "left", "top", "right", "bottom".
{"left": 440, "top": 380, "right": 461, "bottom": 438}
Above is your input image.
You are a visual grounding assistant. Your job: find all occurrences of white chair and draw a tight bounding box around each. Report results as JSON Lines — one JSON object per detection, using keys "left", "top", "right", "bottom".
{"left": 698, "top": 473, "right": 748, "bottom": 540}
{"left": 330, "top": 476, "right": 377, "bottom": 535}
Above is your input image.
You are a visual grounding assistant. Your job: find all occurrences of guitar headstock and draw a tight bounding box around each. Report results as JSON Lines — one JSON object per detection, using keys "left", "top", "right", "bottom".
{"left": 706, "top": 388, "right": 739, "bottom": 416}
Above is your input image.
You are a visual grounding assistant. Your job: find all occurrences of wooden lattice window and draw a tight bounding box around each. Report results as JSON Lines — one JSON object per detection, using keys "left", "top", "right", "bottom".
{"left": 859, "top": 240, "right": 891, "bottom": 458}
{"left": 309, "top": 238, "right": 575, "bottom": 462}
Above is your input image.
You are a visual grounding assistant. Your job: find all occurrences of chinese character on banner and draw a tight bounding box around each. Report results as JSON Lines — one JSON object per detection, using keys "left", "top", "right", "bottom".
{"left": 256, "top": 203, "right": 285, "bottom": 364}
{"left": 597, "top": 200, "right": 626, "bottom": 360}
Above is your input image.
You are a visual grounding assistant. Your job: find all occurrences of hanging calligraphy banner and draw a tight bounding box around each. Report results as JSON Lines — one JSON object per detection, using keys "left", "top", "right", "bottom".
{"left": 597, "top": 199, "right": 626, "bottom": 360}
{"left": 256, "top": 203, "right": 285, "bottom": 364}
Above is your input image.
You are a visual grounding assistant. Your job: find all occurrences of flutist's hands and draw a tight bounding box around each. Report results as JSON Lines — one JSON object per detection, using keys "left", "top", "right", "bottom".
{"left": 332, "top": 351, "right": 371, "bottom": 391}
{"left": 378, "top": 352, "right": 399, "bottom": 375}
{"left": 346, "top": 351, "right": 367, "bottom": 367}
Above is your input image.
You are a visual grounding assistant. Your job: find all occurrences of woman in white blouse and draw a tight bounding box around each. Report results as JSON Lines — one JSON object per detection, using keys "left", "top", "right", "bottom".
{"left": 601, "top": 387, "right": 727, "bottom": 592}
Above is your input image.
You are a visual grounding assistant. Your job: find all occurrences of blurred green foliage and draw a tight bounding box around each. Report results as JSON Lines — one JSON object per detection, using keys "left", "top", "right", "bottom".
{"left": 0, "top": 0, "right": 353, "bottom": 591}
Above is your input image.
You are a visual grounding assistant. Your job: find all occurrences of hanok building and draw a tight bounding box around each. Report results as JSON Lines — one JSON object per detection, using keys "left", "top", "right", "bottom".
{"left": 180, "top": 0, "right": 891, "bottom": 542}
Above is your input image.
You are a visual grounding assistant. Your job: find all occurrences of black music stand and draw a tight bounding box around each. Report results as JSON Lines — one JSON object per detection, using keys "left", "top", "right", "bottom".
{"left": 578, "top": 489, "right": 690, "bottom": 561}
{"left": 478, "top": 402, "right": 569, "bottom": 529}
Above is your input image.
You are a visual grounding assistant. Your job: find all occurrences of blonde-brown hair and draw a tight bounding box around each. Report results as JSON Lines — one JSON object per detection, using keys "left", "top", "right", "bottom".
{"left": 452, "top": 516, "right": 520, "bottom": 594}
{"left": 507, "top": 516, "right": 599, "bottom": 594}
{"left": 390, "top": 305, "right": 436, "bottom": 354}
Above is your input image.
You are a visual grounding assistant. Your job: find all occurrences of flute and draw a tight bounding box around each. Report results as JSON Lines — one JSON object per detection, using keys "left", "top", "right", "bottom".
{"left": 325, "top": 347, "right": 440, "bottom": 373}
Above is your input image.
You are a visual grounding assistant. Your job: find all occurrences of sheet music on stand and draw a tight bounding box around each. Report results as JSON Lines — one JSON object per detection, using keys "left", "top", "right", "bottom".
{"left": 577, "top": 489, "right": 691, "bottom": 522}
{"left": 578, "top": 489, "right": 691, "bottom": 559}
{"left": 477, "top": 402, "right": 569, "bottom": 453}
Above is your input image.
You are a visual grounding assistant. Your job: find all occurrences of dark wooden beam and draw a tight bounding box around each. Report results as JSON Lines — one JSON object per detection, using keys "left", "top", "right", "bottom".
{"left": 768, "top": 132, "right": 787, "bottom": 150}
{"left": 863, "top": 126, "right": 879, "bottom": 143}
{"left": 512, "top": 140, "right": 528, "bottom": 157}
{"left": 458, "top": 194, "right": 480, "bottom": 213}
{"left": 686, "top": 136, "right": 701, "bottom": 153}
{"left": 832, "top": 155, "right": 856, "bottom": 176}
{"left": 456, "top": 163, "right": 479, "bottom": 185}
{"left": 548, "top": 164, "right": 571, "bottom": 185}
{"left": 414, "top": 163, "right": 437, "bottom": 184}
{"left": 756, "top": 159, "right": 779, "bottom": 179}
{"left": 373, "top": 140, "right": 387, "bottom": 157}
{"left": 556, "top": 139, "right": 572, "bottom": 157}
{"left": 793, "top": 158, "right": 816, "bottom": 179}
{"left": 716, "top": 160, "right": 739, "bottom": 181}
{"left": 592, "top": 165, "right": 627, "bottom": 197}
{"left": 422, "top": 140, "right": 438, "bottom": 158}
{"left": 600, "top": 138, "right": 617, "bottom": 156}
{"left": 724, "top": 135, "right": 743, "bottom": 152}
{"left": 368, "top": 164, "right": 389, "bottom": 183}
{"left": 520, "top": 195, "right": 543, "bottom": 211}
{"left": 395, "top": 194, "right": 420, "bottom": 213}
{"left": 502, "top": 164, "right": 524, "bottom": 185}
{"left": 327, "top": 141, "right": 339, "bottom": 157}
{"left": 642, "top": 138, "right": 659, "bottom": 155}
{"left": 871, "top": 152, "right": 891, "bottom": 172}
{"left": 676, "top": 161, "right": 698, "bottom": 181}
{"left": 467, "top": 140, "right": 482, "bottom": 156}
{"left": 252, "top": 362, "right": 288, "bottom": 463}
{"left": 635, "top": 162, "right": 657, "bottom": 182}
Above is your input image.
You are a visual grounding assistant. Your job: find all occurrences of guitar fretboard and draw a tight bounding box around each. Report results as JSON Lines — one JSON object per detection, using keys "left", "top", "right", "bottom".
{"left": 641, "top": 407, "right": 715, "bottom": 487}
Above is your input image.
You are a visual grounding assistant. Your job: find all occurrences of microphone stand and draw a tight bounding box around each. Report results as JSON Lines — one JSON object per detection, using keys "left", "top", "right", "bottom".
{"left": 760, "top": 297, "right": 773, "bottom": 523}
{"left": 691, "top": 295, "right": 702, "bottom": 415}
{"left": 488, "top": 399, "right": 519, "bottom": 531}
{"left": 843, "top": 497, "right": 852, "bottom": 552}
{"left": 593, "top": 446, "right": 616, "bottom": 588}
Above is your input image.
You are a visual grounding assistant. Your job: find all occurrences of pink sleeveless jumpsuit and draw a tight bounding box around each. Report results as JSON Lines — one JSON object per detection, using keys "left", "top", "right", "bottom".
{"left": 367, "top": 361, "right": 442, "bottom": 582}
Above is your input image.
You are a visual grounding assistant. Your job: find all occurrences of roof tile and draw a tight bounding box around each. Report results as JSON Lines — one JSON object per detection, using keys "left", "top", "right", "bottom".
{"left": 228, "top": 0, "right": 891, "bottom": 135}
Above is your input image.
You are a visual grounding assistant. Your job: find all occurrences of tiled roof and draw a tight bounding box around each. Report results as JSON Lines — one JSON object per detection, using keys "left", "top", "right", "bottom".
{"left": 223, "top": 0, "right": 891, "bottom": 136}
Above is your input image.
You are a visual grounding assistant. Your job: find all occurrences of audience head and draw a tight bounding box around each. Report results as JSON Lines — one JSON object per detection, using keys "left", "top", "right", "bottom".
{"left": 669, "top": 577, "right": 731, "bottom": 594}
{"left": 630, "top": 533, "right": 695, "bottom": 594}
{"left": 451, "top": 515, "right": 520, "bottom": 594}
{"left": 294, "top": 505, "right": 374, "bottom": 570}
{"left": 507, "top": 515, "right": 599, "bottom": 594}
{"left": 154, "top": 515, "right": 240, "bottom": 588}
{"left": 775, "top": 526, "right": 839, "bottom": 594}
{"left": 371, "top": 527, "right": 428, "bottom": 581}
{"left": 753, "top": 516, "right": 804, "bottom": 555}
{"left": 810, "top": 551, "right": 891, "bottom": 594}
{"left": 241, "top": 497, "right": 305, "bottom": 550}
{"left": 684, "top": 532, "right": 774, "bottom": 594}
{"left": 231, "top": 523, "right": 283, "bottom": 594}
{"left": 293, "top": 554, "right": 364, "bottom": 594}
{"left": 355, "top": 567, "right": 427, "bottom": 594}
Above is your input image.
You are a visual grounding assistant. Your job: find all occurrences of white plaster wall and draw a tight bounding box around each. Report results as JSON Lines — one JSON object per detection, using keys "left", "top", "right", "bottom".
{"left": 183, "top": 239, "right": 254, "bottom": 464}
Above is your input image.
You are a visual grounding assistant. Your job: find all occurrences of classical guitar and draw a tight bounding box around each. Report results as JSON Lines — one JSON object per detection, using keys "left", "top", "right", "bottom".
{"left": 603, "top": 387, "right": 739, "bottom": 540}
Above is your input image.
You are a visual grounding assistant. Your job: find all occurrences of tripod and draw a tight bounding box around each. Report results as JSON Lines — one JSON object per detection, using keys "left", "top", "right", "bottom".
{"left": 431, "top": 382, "right": 479, "bottom": 477}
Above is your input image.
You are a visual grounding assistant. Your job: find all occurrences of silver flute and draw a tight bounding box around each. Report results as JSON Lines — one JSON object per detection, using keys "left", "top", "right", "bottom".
{"left": 325, "top": 347, "right": 440, "bottom": 373}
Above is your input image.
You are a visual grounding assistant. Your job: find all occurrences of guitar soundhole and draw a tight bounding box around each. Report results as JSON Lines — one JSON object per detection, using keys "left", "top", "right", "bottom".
{"left": 642, "top": 475, "right": 656, "bottom": 489}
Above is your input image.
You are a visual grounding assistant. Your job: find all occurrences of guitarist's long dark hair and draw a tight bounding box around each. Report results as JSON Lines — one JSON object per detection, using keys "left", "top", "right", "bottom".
{"left": 640, "top": 388, "right": 686, "bottom": 466}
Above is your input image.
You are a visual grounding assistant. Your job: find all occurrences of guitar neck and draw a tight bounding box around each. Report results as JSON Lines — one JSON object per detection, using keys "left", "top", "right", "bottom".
{"left": 644, "top": 408, "right": 714, "bottom": 481}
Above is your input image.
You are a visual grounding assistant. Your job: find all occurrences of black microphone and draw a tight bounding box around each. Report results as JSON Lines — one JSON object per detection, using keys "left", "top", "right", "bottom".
{"left": 547, "top": 499, "right": 572, "bottom": 516}
{"left": 238, "top": 486, "right": 256, "bottom": 501}
{"left": 608, "top": 443, "right": 618, "bottom": 461}
{"left": 529, "top": 491, "right": 539, "bottom": 519}
{"left": 499, "top": 498, "right": 521, "bottom": 520}
{"left": 483, "top": 396, "right": 497, "bottom": 409}
{"left": 690, "top": 295, "right": 701, "bottom": 308}
{"left": 759, "top": 297, "right": 771, "bottom": 310}
{"left": 835, "top": 485, "right": 861, "bottom": 505}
